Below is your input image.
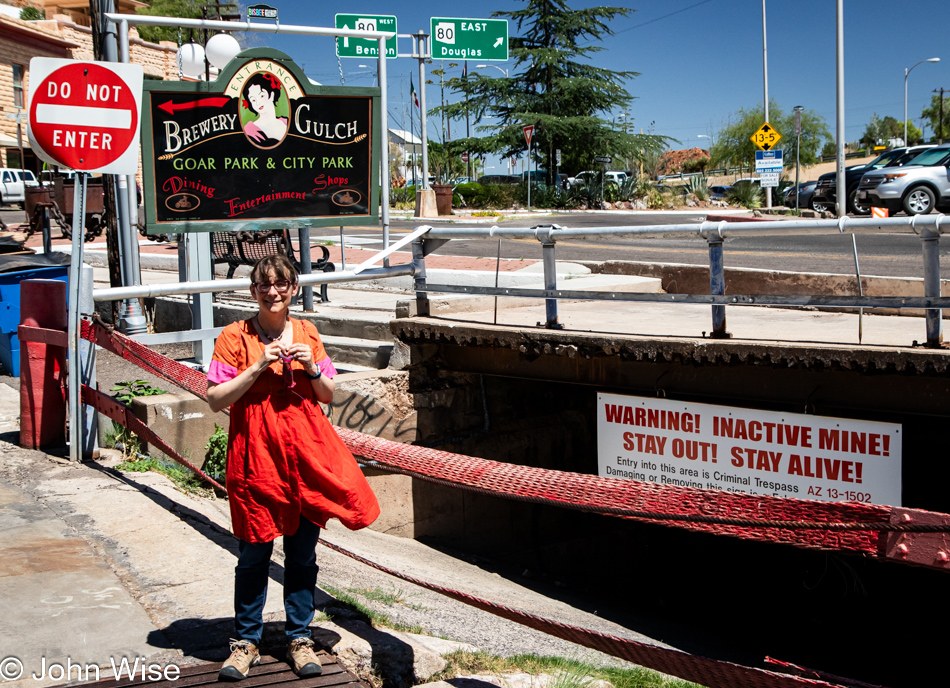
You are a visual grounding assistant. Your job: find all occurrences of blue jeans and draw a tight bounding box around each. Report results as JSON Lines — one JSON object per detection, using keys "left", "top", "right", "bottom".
{"left": 234, "top": 517, "right": 320, "bottom": 645}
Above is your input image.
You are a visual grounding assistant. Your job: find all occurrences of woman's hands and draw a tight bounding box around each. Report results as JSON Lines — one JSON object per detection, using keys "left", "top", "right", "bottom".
{"left": 255, "top": 341, "right": 284, "bottom": 373}
{"left": 284, "top": 342, "right": 334, "bottom": 403}
{"left": 284, "top": 342, "right": 319, "bottom": 376}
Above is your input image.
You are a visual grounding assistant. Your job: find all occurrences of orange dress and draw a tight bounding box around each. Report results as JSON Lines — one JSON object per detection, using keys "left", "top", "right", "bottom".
{"left": 208, "top": 318, "right": 380, "bottom": 543}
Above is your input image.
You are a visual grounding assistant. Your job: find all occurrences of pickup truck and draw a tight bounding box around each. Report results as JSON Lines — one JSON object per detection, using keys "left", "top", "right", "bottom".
{"left": 0, "top": 168, "right": 39, "bottom": 207}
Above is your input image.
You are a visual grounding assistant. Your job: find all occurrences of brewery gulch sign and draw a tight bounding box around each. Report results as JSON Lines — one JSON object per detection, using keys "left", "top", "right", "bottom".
{"left": 142, "top": 49, "right": 380, "bottom": 233}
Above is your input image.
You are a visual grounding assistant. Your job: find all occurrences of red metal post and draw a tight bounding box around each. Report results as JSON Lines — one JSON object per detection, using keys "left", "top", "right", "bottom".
{"left": 19, "top": 279, "right": 68, "bottom": 448}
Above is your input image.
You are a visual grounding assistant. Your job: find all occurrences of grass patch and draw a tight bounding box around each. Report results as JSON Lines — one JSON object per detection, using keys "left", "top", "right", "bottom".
{"left": 320, "top": 583, "right": 426, "bottom": 634}
{"left": 114, "top": 456, "right": 216, "bottom": 496}
{"left": 434, "top": 651, "right": 702, "bottom": 688}
{"left": 353, "top": 585, "right": 424, "bottom": 610}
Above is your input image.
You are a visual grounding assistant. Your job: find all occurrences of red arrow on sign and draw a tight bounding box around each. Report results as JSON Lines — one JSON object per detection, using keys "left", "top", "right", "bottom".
{"left": 158, "top": 97, "right": 230, "bottom": 115}
{"left": 523, "top": 125, "right": 534, "bottom": 146}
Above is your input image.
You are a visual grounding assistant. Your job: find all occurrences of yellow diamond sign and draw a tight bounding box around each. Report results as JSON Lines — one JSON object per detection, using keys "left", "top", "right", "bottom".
{"left": 750, "top": 122, "right": 782, "bottom": 151}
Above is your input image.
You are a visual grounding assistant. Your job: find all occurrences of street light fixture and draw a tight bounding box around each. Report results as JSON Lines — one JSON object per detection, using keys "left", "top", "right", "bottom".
{"left": 697, "top": 134, "right": 711, "bottom": 149}
{"left": 905, "top": 57, "right": 940, "bottom": 145}
{"left": 475, "top": 64, "right": 508, "bottom": 77}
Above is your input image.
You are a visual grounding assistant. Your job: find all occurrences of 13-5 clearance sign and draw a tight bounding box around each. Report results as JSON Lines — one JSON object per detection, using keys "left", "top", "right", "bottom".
{"left": 597, "top": 393, "right": 902, "bottom": 506}
{"left": 142, "top": 49, "right": 380, "bottom": 234}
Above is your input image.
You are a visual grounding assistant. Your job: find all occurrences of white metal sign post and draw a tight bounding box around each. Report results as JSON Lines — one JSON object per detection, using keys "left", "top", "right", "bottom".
{"left": 27, "top": 57, "right": 143, "bottom": 462}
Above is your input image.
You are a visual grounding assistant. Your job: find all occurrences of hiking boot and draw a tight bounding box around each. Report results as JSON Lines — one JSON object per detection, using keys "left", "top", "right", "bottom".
{"left": 218, "top": 639, "right": 260, "bottom": 681}
{"left": 286, "top": 637, "right": 322, "bottom": 678}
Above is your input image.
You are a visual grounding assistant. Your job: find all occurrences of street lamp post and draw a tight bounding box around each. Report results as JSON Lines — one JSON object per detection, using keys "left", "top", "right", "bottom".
{"left": 697, "top": 133, "right": 711, "bottom": 149}
{"left": 475, "top": 64, "right": 511, "bottom": 183}
{"left": 905, "top": 58, "right": 940, "bottom": 145}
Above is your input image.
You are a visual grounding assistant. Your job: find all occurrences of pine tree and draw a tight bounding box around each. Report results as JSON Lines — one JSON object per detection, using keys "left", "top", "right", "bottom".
{"left": 437, "top": 0, "right": 668, "bottom": 183}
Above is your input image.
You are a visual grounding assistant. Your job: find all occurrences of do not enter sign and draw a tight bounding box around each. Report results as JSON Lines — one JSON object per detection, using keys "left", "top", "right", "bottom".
{"left": 27, "top": 58, "right": 143, "bottom": 174}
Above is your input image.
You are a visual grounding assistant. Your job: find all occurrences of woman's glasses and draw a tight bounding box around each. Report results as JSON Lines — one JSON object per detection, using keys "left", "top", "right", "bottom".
{"left": 253, "top": 280, "right": 292, "bottom": 293}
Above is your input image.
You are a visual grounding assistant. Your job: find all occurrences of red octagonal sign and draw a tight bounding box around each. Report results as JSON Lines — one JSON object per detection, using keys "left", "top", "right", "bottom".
{"left": 28, "top": 58, "right": 143, "bottom": 175}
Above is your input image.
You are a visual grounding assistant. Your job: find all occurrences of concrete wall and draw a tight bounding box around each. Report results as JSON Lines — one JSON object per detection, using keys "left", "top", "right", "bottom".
{"left": 130, "top": 392, "right": 230, "bottom": 471}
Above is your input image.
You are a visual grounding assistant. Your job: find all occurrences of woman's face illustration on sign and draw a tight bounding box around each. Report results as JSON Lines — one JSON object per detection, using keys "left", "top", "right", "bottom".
{"left": 240, "top": 72, "right": 290, "bottom": 149}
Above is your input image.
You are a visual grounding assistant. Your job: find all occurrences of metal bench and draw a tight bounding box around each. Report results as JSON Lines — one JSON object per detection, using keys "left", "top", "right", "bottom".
{"left": 210, "top": 229, "right": 334, "bottom": 302}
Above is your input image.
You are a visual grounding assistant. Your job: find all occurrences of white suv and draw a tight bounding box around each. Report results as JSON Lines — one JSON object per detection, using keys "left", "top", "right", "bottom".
{"left": 0, "top": 168, "right": 39, "bottom": 207}
{"left": 857, "top": 144, "right": 950, "bottom": 215}
{"left": 569, "top": 170, "right": 628, "bottom": 189}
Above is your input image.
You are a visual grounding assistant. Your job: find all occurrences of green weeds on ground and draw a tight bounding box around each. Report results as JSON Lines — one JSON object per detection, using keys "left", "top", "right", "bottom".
{"left": 435, "top": 651, "right": 701, "bottom": 688}
{"left": 320, "top": 583, "right": 426, "bottom": 634}
{"left": 114, "top": 456, "right": 214, "bottom": 496}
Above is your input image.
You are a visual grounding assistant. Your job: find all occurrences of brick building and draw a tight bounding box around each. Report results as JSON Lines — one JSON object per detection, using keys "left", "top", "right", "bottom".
{"left": 1, "top": 0, "right": 179, "bottom": 170}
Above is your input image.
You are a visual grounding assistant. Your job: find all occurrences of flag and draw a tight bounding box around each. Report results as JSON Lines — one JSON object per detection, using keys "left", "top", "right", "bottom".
{"left": 410, "top": 75, "right": 419, "bottom": 108}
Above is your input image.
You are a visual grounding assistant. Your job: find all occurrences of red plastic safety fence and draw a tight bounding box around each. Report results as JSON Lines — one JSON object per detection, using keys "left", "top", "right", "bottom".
{"left": 81, "top": 319, "right": 211, "bottom": 401}
{"left": 79, "top": 320, "right": 904, "bottom": 558}
{"left": 337, "top": 429, "right": 893, "bottom": 555}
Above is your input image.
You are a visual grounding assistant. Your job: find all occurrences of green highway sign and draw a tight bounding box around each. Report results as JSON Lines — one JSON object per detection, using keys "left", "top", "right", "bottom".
{"left": 336, "top": 14, "right": 397, "bottom": 59}
{"left": 430, "top": 17, "right": 508, "bottom": 61}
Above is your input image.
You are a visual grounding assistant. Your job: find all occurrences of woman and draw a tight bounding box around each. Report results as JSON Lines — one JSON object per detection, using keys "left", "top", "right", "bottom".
{"left": 207, "top": 255, "right": 379, "bottom": 681}
{"left": 241, "top": 73, "right": 289, "bottom": 148}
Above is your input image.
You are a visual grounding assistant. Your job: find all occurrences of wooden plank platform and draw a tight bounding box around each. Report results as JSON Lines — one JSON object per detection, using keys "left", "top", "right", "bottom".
{"left": 71, "top": 651, "right": 364, "bottom": 688}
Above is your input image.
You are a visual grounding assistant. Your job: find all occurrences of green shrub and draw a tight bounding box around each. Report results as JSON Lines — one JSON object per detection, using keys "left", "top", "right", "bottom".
{"left": 602, "top": 181, "right": 623, "bottom": 203}
{"left": 204, "top": 424, "right": 227, "bottom": 480}
{"left": 687, "top": 176, "right": 709, "bottom": 201}
{"left": 480, "top": 183, "right": 519, "bottom": 209}
{"left": 389, "top": 187, "right": 413, "bottom": 207}
{"left": 19, "top": 6, "right": 44, "bottom": 20}
{"left": 726, "top": 180, "right": 764, "bottom": 209}
{"left": 455, "top": 182, "right": 486, "bottom": 207}
{"left": 107, "top": 381, "right": 167, "bottom": 457}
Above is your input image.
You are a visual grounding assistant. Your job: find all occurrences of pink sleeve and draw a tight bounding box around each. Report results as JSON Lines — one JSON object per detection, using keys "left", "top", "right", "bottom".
{"left": 316, "top": 356, "right": 338, "bottom": 379}
{"left": 208, "top": 360, "right": 238, "bottom": 384}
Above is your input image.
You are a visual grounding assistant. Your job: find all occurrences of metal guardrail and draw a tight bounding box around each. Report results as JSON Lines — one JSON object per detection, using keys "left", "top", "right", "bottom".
{"left": 91, "top": 214, "right": 949, "bottom": 349}
{"left": 406, "top": 214, "right": 948, "bottom": 347}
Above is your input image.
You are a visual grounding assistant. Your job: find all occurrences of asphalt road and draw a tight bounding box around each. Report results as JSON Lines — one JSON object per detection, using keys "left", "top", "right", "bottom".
{"left": 388, "top": 211, "right": 945, "bottom": 279}
{"left": 3, "top": 205, "right": 944, "bottom": 279}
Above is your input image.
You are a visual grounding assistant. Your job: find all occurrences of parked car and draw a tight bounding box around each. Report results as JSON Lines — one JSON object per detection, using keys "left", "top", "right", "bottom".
{"left": 857, "top": 143, "right": 950, "bottom": 216}
{"left": 476, "top": 174, "right": 521, "bottom": 185}
{"left": 782, "top": 180, "right": 820, "bottom": 210}
{"left": 709, "top": 185, "right": 732, "bottom": 200}
{"left": 0, "top": 168, "right": 39, "bottom": 207}
{"left": 812, "top": 145, "right": 934, "bottom": 215}
{"left": 569, "top": 170, "right": 628, "bottom": 189}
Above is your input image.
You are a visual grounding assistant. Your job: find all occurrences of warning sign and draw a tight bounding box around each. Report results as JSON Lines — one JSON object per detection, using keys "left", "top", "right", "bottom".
{"left": 750, "top": 122, "right": 782, "bottom": 151}
{"left": 597, "top": 393, "right": 902, "bottom": 505}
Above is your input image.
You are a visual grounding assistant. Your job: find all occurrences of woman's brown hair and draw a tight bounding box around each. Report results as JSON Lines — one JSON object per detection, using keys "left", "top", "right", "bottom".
{"left": 250, "top": 254, "right": 297, "bottom": 285}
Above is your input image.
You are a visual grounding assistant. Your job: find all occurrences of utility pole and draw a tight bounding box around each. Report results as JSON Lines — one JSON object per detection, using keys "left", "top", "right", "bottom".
{"left": 761, "top": 0, "right": 771, "bottom": 209}
{"left": 934, "top": 88, "right": 946, "bottom": 143}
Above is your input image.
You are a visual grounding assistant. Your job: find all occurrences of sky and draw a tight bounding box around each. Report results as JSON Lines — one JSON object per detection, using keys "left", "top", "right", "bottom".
{"left": 229, "top": 0, "right": 950, "bottom": 165}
